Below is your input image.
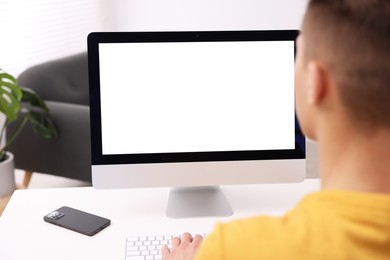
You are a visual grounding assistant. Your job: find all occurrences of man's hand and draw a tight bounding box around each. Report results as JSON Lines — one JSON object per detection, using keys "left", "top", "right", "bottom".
{"left": 161, "top": 232, "right": 204, "bottom": 260}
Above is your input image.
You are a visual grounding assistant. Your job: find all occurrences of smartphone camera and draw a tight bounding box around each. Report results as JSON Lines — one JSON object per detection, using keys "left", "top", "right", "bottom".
{"left": 46, "top": 211, "right": 65, "bottom": 220}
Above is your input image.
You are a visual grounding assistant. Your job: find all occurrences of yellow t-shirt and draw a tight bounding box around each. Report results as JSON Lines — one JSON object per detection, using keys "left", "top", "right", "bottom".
{"left": 196, "top": 190, "right": 390, "bottom": 260}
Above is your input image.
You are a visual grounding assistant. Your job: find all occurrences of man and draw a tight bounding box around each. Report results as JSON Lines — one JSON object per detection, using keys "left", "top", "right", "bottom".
{"left": 162, "top": 0, "right": 390, "bottom": 259}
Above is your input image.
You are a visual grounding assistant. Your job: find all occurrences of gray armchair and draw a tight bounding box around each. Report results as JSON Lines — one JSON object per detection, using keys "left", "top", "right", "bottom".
{"left": 6, "top": 52, "right": 92, "bottom": 184}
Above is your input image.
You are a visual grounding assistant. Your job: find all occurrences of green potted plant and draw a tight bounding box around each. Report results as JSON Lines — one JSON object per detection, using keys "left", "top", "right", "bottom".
{"left": 0, "top": 68, "right": 57, "bottom": 196}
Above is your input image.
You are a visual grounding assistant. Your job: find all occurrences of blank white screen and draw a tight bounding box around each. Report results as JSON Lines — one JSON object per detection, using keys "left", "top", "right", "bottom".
{"left": 99, "top": 41, "right": 295, "bottom": 155}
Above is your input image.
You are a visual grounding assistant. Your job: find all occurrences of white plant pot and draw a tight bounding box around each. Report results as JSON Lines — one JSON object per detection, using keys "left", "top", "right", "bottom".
{"left": 0, "top": 152, "right": 16, "bottom": 197}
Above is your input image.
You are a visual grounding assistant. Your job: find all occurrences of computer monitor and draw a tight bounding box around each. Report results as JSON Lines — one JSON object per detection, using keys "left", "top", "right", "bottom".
{"left": 87, "top": 30, "right": 305, "bottom": 218}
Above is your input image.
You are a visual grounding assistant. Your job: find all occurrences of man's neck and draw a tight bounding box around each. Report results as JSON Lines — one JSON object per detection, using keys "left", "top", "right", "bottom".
{"left": 319, "top": 124, "right": 390, "bottom": 194}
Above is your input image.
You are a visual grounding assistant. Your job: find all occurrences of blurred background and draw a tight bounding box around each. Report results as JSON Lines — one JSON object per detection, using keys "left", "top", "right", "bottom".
{"left": 0, "top": 0, "right": 308, "bottom": 76}
{"left": 1, "top": 0, "right": 316, "bottom": 190}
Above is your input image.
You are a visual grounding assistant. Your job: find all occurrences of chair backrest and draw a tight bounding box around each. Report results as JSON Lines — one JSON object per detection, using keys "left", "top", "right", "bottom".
{"left": 17, "top": 52, "right": 89, "bottom": 105}
{"left": 7, "top": 52, "right": 92, "bottom": 182}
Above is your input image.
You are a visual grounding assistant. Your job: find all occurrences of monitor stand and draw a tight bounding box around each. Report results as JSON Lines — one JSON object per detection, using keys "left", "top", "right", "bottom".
{"left": 166, "top": 186, "right": 233, "bottom": 218}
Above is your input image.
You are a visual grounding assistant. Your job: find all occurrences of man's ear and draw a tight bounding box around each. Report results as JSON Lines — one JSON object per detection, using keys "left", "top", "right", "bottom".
{"left": 306, "top": 61, "right": 328, "bottom": 105}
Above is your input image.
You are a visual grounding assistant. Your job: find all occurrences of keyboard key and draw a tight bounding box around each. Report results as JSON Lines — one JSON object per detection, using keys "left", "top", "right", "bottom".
{"left": 127, "top": 251, "right": 141, "bottom": 256}
{"left": 126, "top": 233, "right": 207, "bottom": 259}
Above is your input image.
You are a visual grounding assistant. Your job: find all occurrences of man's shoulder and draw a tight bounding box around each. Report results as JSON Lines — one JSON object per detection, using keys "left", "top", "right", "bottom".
{"left": 205, "top": 190, "right": 390, "bottom": 259}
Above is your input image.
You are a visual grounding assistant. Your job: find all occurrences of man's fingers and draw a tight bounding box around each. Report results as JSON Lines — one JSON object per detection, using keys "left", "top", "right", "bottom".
{"left": 181, "top": 232, "right": 193, "bottom": 244}
{"left": 161, "top": 245, "right": 170, "bottom": 258}
{"left": 192, "top": 234, "right": 204, "bottom": 247}
{"left": 170, "top": 233, "right": 204, "bottom": 249}
{"left": 171, "top": 236, "right": 181, "bottom": 248}
{"left": 163, "top": 233, "right": 204, "bottom": 260}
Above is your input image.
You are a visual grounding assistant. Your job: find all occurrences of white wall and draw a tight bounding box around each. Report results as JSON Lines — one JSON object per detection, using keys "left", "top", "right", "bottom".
{"left": 111, "top": 0, "right": 308, "bottom": 31}
{"left": 0, "top": 0, "right": 103, "bottom": 76}
{"left": 0, "top": 0, "right": 308, "bottom": 76}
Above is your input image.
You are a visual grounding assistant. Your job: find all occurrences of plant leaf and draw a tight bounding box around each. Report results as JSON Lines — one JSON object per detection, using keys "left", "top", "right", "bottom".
{"left": 22, "top": 110, "right": 58, "bottom": 139}
{"left": 21, "top": 87, "right": 49, "bottom": 112}
{"left": 0, "top": 71, "right": 23, "bottom": 122}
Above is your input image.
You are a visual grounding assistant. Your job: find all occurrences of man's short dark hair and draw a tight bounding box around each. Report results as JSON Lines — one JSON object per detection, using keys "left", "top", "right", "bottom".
{"left": 303, "top": 0, "right": 390, "bottom": 128}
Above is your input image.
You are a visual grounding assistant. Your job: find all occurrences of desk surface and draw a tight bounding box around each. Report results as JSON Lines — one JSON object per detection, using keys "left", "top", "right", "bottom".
{"left": 0, "top": 179, "right": 320, "bottom": 260}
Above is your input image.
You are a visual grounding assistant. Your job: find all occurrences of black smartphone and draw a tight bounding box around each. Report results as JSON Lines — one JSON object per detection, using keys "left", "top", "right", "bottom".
{"left": 44, "top": 206, "right": 111, "bottom": 236}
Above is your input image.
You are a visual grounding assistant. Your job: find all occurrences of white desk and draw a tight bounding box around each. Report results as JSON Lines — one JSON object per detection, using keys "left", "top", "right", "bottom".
{"left": 0, "top": 179, "right": 319, "bottom": 260}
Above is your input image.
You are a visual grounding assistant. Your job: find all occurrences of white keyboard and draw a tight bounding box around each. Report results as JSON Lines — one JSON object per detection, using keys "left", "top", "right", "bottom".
{"left": 125, "top": 234, "right": 207, "bottom": 260}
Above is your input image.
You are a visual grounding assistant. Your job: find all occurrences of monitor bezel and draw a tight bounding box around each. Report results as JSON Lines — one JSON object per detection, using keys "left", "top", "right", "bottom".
{"left": 87, "top": 30, "right": 304, "bottom": 166}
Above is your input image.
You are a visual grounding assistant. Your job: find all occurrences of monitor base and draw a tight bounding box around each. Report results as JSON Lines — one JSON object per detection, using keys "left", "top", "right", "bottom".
{"left": 166, "top": 186, "right": 233, "bottom": 218}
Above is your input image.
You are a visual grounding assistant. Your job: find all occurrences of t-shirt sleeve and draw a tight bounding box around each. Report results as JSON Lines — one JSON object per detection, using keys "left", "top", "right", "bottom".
{"left": 194, "top": 215, "right": 292, "bottom": 260}
{"left": 195, "top": 223, "right": 225, "bottom": 260}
